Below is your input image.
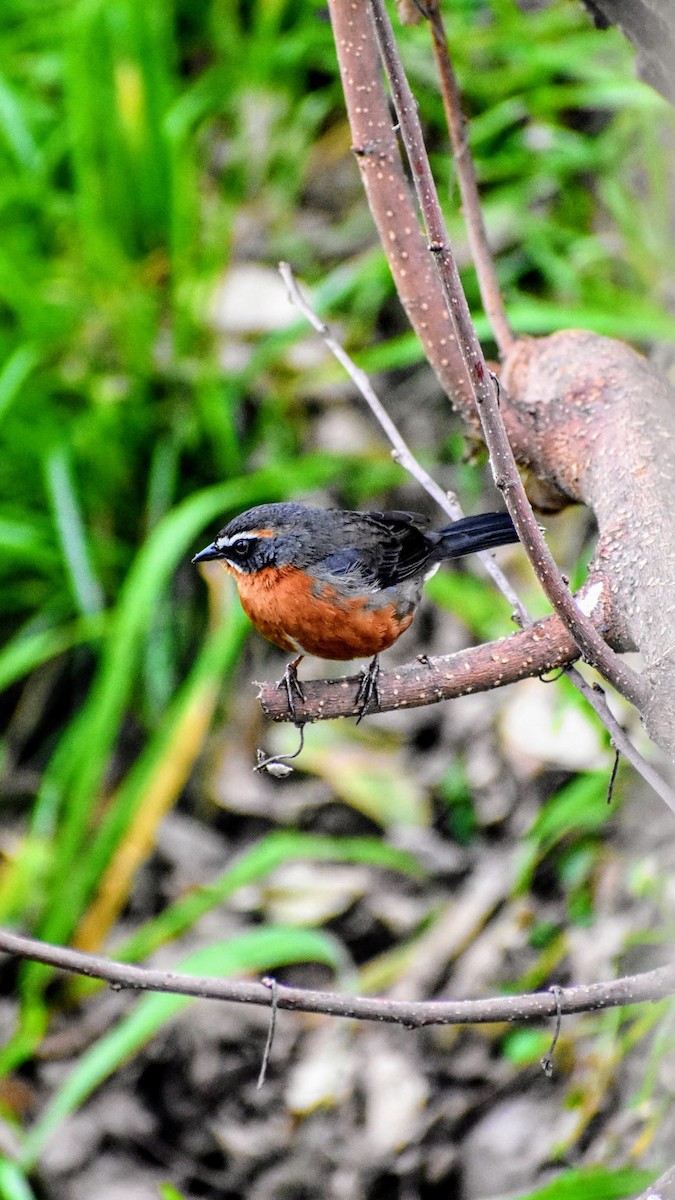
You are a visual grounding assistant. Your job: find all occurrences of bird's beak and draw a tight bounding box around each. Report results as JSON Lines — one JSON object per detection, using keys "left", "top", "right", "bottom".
{"left": 192, "top": 541, "right": 221, "bottom": 564}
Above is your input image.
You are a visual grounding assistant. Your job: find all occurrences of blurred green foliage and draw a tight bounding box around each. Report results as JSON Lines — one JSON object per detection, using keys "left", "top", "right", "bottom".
{"left": 509, "top": 1165, "right": 657, "bottom": 1200}
{"left": 0, "top": 0, "right": 673, "bottom": 1183}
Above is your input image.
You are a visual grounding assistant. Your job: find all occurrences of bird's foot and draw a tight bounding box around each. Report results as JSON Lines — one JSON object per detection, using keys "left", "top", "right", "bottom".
{"left": 355, "top": 654, "right": 381, "bottom": 724}
{"left": 277, "top": 656, "right": 305, "bottom": 719}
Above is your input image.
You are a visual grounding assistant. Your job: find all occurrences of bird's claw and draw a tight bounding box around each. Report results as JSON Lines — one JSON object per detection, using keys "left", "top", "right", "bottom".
{"left": 355, "top": 654, "right": 381, "bottom": 724}
{"left": 277, "top": 659, "right": 305, "bottom": 719}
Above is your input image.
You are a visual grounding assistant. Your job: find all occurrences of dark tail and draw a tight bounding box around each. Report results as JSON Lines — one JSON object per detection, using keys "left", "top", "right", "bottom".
{"left": 432, "top": 511, "right": 518, "bottom": 561}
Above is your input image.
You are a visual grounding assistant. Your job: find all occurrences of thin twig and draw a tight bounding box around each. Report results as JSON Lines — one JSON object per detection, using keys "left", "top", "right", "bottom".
{"left": 419, "top": 0, "right": 515, "bottom": 357}
{"left": 366, "top": 0, "right": 648, "bottom": 714}
{"left": 257, "top": 977, "right": 279, "bottom": 1088}
{"left": 0, "top": 928, "right": 674, "bottom": 1029}
{"left": 254, "top": 722, "right": 305, "bottom": 777}
{"left": 569, "top": 673, "right": 675, "bottom": 814}
{"left": 279, "top": 262, "right": 526, "bottom": 623}
{"left": 540, "top": 985, "right": 563, "bottom": 1077}
{"left": 607, "top": 747, "right": 621, "bottom": 804}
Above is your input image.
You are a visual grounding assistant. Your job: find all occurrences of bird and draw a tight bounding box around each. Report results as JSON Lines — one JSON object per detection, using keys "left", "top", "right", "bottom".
{"left": 192, "top": 501, "right": 519, "bottom": 720}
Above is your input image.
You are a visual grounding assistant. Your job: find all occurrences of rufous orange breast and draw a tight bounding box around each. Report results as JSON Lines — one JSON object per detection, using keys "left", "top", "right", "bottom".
{"left": 232, "top": 565, "right": 414, "bottom": 661}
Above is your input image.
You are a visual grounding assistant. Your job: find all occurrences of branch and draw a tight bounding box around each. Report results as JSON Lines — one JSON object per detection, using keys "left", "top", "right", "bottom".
{"left": 328, "top": 0, "right": 675, "bottom": 757}
{"left": 260, "top": 604, "right": 583, "bottom": 720}
{"left": 502, "top": 333, "right": 675, "bottom": 756}
{"left": 325, "top": 0, "right": 479, "bottom": 429}
{"left": 274, "top": 266, "right": 675, "bottom": 810}
{"left": 366, "top": 0, "right": 648, "bottom": 714}
{"left": 475, "top": 374, "right": 647, "bottom": 709}
{"left": 1, "top": 928, "right": 674, "bottom": 1029}
{"left": 579, "top": 0, "right": 675, "bottom": 106}
{"left": 421, "top": 0, "right": 515, "bottom": 358}
{"left": 286, "top": 1, "right": 675, "bottom": 767}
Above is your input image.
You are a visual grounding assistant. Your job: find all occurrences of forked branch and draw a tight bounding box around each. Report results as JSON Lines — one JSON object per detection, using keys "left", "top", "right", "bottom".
{"left": 366, "top": 0, "right": 647, "bottom": 712}
{"left": 321, "top": 0, "right": 675, "bottom": 756}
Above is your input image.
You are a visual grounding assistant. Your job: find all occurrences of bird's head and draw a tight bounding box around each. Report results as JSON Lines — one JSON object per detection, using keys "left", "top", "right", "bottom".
{"left": 192, "top": 502, "right": 313, "bottom": 575}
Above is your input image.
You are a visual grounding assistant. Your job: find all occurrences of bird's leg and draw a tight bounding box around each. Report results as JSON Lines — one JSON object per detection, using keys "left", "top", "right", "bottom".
{"left": 277, "top": 655, "right": 305, "bottom": 719}
{"left": 355, "top": 653, "right": 381, "bottom": 724}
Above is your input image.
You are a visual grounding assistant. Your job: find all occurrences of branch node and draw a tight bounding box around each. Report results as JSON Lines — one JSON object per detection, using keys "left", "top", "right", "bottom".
{"left": 351, "top": 143, "right": 381, "bottom": 158}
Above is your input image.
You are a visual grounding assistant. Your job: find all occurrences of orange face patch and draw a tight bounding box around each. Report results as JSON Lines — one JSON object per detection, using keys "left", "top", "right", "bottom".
{"left": 232, "top": 566, "right": 414, "bottom": 661}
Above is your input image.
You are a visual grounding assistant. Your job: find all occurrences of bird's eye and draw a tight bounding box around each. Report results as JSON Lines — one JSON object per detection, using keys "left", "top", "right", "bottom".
{"left": 231, "top": 539, "right": 254, "bottom": 558}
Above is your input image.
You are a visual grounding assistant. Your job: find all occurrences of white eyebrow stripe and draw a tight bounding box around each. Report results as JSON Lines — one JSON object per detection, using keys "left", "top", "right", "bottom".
{"left": 216, "top": 532, "right": 260, "bottom": 547}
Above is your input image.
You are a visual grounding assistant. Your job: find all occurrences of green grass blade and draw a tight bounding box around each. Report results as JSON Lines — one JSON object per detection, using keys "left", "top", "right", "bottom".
{"left": 103, "top": 832, "right": 423, "bottom": 966}
{"left": 45, "top": 446, "right": 105, "bottom": 617}
{"left": 0, "top": 516, "right": 59, "bottom": 567}
{"left": 514, "top": 772, "right": 613, "bottom": 892}
{"left": 0, "top": 345, "right": 40, "bottom": 424}
{"left": 0, "top": 71, "right": 41, "bottom": 172}
{"left": 0, "top": 1158, "right": 37, "bottom": 1200}
{"left": 62, "top": 603, "right": 250, "bottom": 940}
{"left": 509, "top": 1165, "right": 657, "bottom": 1200}
{"left": 0, "top": 614, "right": 106, "bottom": 693}
{"left": 64, "top": 0, "right": 174, "bottom": 260}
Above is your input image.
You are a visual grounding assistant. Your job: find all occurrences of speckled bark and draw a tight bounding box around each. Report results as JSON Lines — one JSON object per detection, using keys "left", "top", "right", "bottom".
{"left": 502, "top": 332, "right": 675, "bottom": 753}
{"left": 327, "top": 0, "right": 478, "bottom": 423}
{"left": 260, "top": 606, "right": 583, "bottom": 721}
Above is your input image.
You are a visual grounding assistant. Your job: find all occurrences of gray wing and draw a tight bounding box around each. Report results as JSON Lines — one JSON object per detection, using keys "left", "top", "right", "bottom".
{"left": 312, "top": 546, "right": 382, "bottom": 592}
{"left": 314, "top": 512, "right": 433, "bottom": 591}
